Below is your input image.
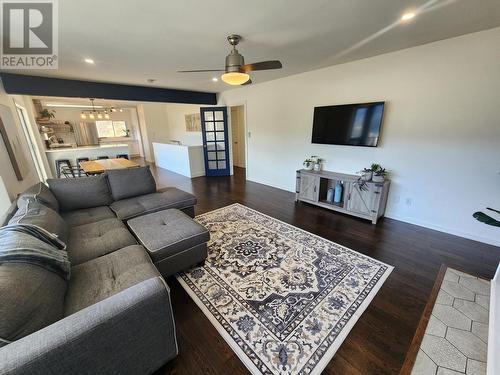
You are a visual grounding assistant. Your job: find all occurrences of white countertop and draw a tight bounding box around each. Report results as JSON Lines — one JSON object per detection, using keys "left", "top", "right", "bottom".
{"left": 45, "top": 144, "right": 129, "bottom": 153}
{"left": 152, "top": 142, "right": 203, "bottom": 148}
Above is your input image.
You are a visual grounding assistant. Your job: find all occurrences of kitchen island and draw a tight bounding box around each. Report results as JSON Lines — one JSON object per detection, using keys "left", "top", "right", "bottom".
{"left": 152, "top": 142, "right": 205, "bottom": 178}
{"left": 45, "top": 144, "right": 129, "bottom": 177}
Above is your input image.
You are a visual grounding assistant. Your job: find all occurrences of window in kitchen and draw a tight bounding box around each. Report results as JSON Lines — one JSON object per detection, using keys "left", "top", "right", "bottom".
{"left": 95, "top": 121, "right": 127, "bottom": 138}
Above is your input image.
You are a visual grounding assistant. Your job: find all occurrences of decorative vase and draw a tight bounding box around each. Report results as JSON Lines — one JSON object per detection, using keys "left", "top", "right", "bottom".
{"left": 334, "top": 181, "right": 343, "bottom": 203}
{"left": 372, "top": 174, "right": 385, "bottom": 183}
{"left": 361, "top": 171, "right": 372, "bottom": 181}
{"left": 303, "top": 161, "right": 313, "bottom": 170}
{"left": 326, "top": 188, "right": 334, "bottom": 203}
{"left": 313, "top": 162, "right": 321, "bottom": 171}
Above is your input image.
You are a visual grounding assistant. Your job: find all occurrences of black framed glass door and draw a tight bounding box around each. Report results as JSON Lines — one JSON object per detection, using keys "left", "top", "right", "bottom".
{"left": 200, "top": 107, "right": 230, "bottom": 176}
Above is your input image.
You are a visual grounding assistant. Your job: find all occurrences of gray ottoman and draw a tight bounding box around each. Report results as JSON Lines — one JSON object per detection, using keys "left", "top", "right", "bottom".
{"left": 127, "top": 209, "right": 209, "bottom": 277}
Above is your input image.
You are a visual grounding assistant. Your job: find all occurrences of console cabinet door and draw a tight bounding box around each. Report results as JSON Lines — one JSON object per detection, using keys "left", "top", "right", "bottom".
{"left": 347, "top": 183, "right": 381, "bottom": 216}
{"left": 299, "top": 174, "right": 319, "bottom": 202}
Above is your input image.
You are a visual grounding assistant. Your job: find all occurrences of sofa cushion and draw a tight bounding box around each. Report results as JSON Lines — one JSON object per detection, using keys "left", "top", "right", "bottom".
{"left": 106, "top": 166, "right": 157, "bottom": 201}
{"left": 47, "top": 175, "right": 113, "bottom": 212}
{"left": 67, "top": 218, "right": 137, "bottom": 265}
{"left": 64, "top": 245, "right": 160, "bottom": 316}
{"left": 8, "top": 201, "right": 69, "bottom": 244}
{"left": 0, "top": 263, "right": 67, "bottom": 346}
{"left": 110, "top": 188, "right": 197, "bottom": 220}
{"left": 60, "top": 206, "right": 116, "bottom": 227}
{"left": 17, "top": 183, "right": 59, "bottom": 212}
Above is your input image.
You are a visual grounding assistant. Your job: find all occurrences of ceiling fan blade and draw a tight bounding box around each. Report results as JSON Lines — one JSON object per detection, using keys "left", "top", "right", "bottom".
{"left": 177, "top": 69, "right": 225, "bottom": 73}
{"left": 242, "top": 79, "right": 252, "bottom": 85}
{"left": 241, "top": 60, "right": 282, "bottom": 72}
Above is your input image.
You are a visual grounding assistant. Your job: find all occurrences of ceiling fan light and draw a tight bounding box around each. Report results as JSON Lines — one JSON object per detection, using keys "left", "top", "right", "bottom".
{"left": 221, "top": 72, "right": 250, "bottom": 85}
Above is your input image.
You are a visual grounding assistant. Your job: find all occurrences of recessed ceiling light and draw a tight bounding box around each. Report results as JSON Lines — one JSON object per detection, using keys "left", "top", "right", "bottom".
{"left": 401, "top": 12, "right": 416, "bottom": 21}
{"left": 84, "top": 58, "right": 94, "bottom": 64}
{"left": 212, "top": 77, "right": 218, "bottom": 82}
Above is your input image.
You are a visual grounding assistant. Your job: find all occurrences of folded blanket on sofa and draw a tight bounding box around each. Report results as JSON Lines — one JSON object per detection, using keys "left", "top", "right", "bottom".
{"left": 0, "top": 225, "right": 70, "bottom": 280}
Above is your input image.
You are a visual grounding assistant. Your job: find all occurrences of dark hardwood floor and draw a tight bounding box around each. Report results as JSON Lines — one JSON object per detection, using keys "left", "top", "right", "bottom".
{"left": 141, "top": 161, "right": 500, "bottom": 375}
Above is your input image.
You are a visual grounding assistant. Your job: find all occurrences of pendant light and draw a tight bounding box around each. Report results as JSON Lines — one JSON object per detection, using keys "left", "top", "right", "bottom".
{"left": 79, "top": 99, "right": 123, "bottom": 119}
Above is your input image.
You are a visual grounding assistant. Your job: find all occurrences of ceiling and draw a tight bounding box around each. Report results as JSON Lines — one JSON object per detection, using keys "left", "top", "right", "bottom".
{"left": 4, "top": 0, "right": 500, "bottom": 93}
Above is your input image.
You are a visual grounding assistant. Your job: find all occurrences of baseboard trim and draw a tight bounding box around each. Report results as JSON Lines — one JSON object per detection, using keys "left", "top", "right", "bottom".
{"left": 189, "top": 171, "right": 205, "bottom": 178}
{"left": 385, "top": 212, "right": 500, "bottom": 247}
{"left": 245, "top": 176, "right": 295, "bottom": 193}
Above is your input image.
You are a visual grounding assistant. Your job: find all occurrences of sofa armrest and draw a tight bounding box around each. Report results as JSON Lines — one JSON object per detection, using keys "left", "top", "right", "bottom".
{"left": 0, "top": 277, "right": 177, "bottom": 375}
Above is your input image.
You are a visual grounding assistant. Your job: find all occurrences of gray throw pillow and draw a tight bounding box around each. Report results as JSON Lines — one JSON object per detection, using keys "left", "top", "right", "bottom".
{"left": 17, "top": 183, "right": 59, "bottom": 212}
{"left": 47, "top": 175, "right": 113, "bottom": 211}
{"left": 8, "top": 201, "right": 69, "bottom": 244}
{"left": 0, "top": 263, "right": 67, "bottom": 346}
{"left": 106, "top": 166, "right": 157, "bottom": 201}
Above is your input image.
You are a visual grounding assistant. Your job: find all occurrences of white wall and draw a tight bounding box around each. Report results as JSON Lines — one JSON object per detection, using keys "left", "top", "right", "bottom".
{"left": 0, "top": 176, "right": 11, "bottom": 215}
{"left": 138, "top": 103, "right": 169, "bottom": 162}
{"left": 164, "top": 103, "right": 203, "bottom": 146}
{"left": 0, "top": 82, "right": 39, "bottom": 201}
{"left": 218, "top": 27, "right": 500, "bottom": 246}
{"left": 136, "top": 104, "right": 151, "bottom": 162}
{"left": 139, "top": 102, "right": 206, "bottom": 162}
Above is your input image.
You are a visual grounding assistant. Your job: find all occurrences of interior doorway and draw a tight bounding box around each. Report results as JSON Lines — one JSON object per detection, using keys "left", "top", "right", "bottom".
{"left": 230, "top": 105, "right": 246, "bottom": 172}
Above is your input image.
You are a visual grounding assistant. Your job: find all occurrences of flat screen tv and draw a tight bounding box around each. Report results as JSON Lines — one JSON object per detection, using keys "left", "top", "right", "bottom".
{"left": 311, "top": 102, "right": 385, "bottom": 147}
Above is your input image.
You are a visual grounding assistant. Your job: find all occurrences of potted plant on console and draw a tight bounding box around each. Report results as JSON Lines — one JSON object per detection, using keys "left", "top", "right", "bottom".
{"left": 359, "top": 163, "right": 385, "bottom": 181}
{"left": 303, "top": 156, "right": 324, "bottom": 171}
{"left": 372, "top": 167, "right": 387, "bottom": 183}
{"left": 311, "top": 156, "right": 324, "bottom": 171}
{"left": 303, "top": 158, "right": 314, "bottom": 170}
{"left": 360, "top": 167, "right": 373, "bottom": 181}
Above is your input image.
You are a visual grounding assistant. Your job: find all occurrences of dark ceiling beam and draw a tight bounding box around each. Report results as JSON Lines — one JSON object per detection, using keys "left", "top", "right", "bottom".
{"left": 0, "top": 73, "right": 217, "bottom": 105}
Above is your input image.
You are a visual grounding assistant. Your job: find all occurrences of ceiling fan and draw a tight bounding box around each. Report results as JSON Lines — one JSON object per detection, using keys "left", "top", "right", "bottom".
{"left": 178, "top": 34, "right": 282, "bottom": 86}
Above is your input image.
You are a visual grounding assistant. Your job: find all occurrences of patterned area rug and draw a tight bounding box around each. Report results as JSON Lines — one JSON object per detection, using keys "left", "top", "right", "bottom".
{"left": 177, "top": 204, "right": 393, "bottom": 374}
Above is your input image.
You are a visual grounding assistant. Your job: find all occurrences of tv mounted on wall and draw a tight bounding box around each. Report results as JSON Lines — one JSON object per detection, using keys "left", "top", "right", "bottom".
{"left": 311, "top": 101, "right": 385, "bottom": 147}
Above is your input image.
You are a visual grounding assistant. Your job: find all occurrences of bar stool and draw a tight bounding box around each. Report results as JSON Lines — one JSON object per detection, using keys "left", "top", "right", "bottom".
{"left": 116, "top": 154, "right": 129, "bottom": 160}
{"left": 97, "top": 156, "right": 109, "bottom": 160}
{"left": 55, "top": 159, "right": 73, "bottom": 178}
{"left": 61, "top": 166, "right": 87, "bottom": 178}
{"left": 76, "top": 157, "right": 89, "bottom": 177}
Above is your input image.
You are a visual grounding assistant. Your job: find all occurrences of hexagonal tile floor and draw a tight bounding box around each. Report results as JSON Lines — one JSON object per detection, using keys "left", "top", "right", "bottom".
{"left": 411, "top": 268, "right": 490, "bottom": 375}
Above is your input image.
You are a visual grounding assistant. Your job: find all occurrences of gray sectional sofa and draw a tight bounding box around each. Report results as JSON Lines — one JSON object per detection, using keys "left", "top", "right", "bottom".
{"left": 0, "top": 166, "right": 204, "bottom": 375}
